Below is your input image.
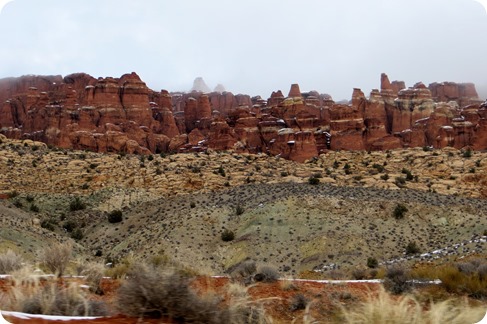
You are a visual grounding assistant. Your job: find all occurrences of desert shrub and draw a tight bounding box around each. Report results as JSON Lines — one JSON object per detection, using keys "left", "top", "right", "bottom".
{"left": 289, "top": 293, "right": 309, "bottom": 311}
{"left": 380, "top": 173, "right": 389, "bottom": 181}
{"left": 221, "top": 229, "right": 235, "bottom": 242}
{"left": 254, "top": 265, "right": 279, "bottom": 283}
{"left": 457, "top": 262, "right": 477, "bottom": 275}
{"left": 8, "top": 190, "right": 18, "bottom": 198}
{"left": 280, "top": 171, "right": 288, "bottom": 177}
{"left": 393, "top": 203, "right": 408, "bottom": 219}
{"left": 437, "top": 265, "right": 487, "bottom": 299}
{"left": 190, "top": 202, "right": 196, "bottom": 208}
{"left": 41, "top": 218, "right": 56, "bottom": 231}
{"left": 235, "top": 204, "right": 245, "bottom": 216}
{"left": 21, "top": 281, "right": 108, "bottom": 316}
{"left": 383, "top": 266, "right": 411, "bottom": 295}
{"left": 13, "top": 200, "right": 23, "bottom": 208}
{"left": 1, "top": 268, "right": 108, "bottom": 316}
{"left": 477, "top": 264, "right": 487, "bottom": 281}
{"left": 229, "top": 260, "right": 257, "bottom": 285}
{"left": 70, "top": 228, "right": 83, "bottom": 241}
{"left": 41, "top": 242, "right": 73, "bottom": 277}
{"left": 401, "top": 168, "right": 414, "bottom": 181}
{"left": 217, "top": 165, "right": 226, "bottom": 177}
{"left": 62, "top": 220, "right": 77, "bottom": 232}
{"left": 463, "top": 148, "right": 472, "bottom": 158}
{"left": 116, "top": 263, "right": 232, "bottom": 322}
{"left": 394, "top": 176, "right": 406, "bottom": 187}
{"left": 372, "top": 163, "right": 384, "bottom": 172}
{"left": 308, "top": 176, "right": 320, "bottom": 185}
{"left": 352, "top": 268, "right": 366, "bottom": 280}
{"left": 367, "top": 257, "right": 378, "bottom": 269}
{"left": 81, "top": 262, "right": 106, "bottom": 295}
{"left": 108, "top": 210, "right": 123, "bottom": 223}
{"left": 340, "top": 287, "right": 485, "bottom": 324}
{"left": 30, "top": 204, "right": 40, "bottom": 213}
{"left": 405, "top": 241, "right": 420, "bottom": 255}
{"left": 26, "top": 195, "right": 35, "bottom": 202}
{"left": 0, "top": 250, "right": 24, "bottom": 274}
{"left": 69, "top": 197, "right": 86, "bottom": 212}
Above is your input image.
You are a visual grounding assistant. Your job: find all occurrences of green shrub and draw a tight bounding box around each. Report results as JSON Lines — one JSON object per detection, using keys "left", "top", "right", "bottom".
{"left": 30, "top": 204, "right": 40, "bottom": 213}
{"left": 108, "top": 210, "right": 123, "bottom": 223}
{"left": 26, "top": 195, "right": 35, "bottom": 202}
{"left": 217, "top": 166, "right": 226, "bottom": 177}
{"left": 235, "top": 204, "right": 244, "bottom": 216}
{"left": 401, "top": 168, "right": 413, "bottom": 181}
{"left": 221, "top": 229, "right": 235, "bottom": 242}
{"left": 372, "top": 163, "right": 384, "bottom": 172}
{"left": 63, "top": 220, "right": 77, "bottom": 233}
{"left": 383, "top": 266, "right": 411, "bottom": 295}
{"left": 463, "top": 149, "right": 472, "bottom": 158}
{"left": 308, "top": 177, "right": 320, "bottom": 185}
{"left": 405, "top": 241, "right": 420, "bottom": 255}
{"left": 13, "top": 200, "right": 23, "bottom": 208}
{"left": 71, "top": 228, "right": 84, "bottom": 240}
{"left": 395, "top": 177, "right": 406, "bottom": 187}
{"left": 367, "top": 257, "right": 378, "bottom": 269}
{"left": 69, "top": 197, "right": 86, "bottom": 212}
{"left": 41, "top": 219, "right": 56, "bottom": 231}
{"left": 380, "top": 174, "right": 389, "bottom": 181}
{"left": 393, "top": 204, "right": 408, "bottom": 219}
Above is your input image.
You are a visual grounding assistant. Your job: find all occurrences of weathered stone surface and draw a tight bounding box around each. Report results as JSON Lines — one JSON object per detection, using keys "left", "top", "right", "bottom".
{"left": 1, "top": 72, "right": 486, "bottom": 161}
{"left": 267, "top": 128, "right": 318, "bottom": 162}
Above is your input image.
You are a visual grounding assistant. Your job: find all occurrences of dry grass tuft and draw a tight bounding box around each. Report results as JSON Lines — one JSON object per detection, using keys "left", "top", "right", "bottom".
{"left": 1, "top": 267, "right": 108, "bottom": 316}
{"left": 340, "top": 287, "right": 485, "bottom": 324}
{"left": 41, "top": 242, "right": 73, "bottom": 277}
{"left": 117, "top": 263, "right": 271, "bottom": 323}
{"left": 0, "top": 249, "right": 24, "bottom": 274}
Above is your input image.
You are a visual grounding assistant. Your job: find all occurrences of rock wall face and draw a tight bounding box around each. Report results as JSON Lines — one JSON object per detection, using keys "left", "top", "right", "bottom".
{"left": 0, "top": 72, "right": 486, "bottom": 162}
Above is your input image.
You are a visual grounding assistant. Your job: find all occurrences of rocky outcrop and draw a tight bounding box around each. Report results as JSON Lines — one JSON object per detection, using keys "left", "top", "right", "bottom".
{"left": 1, "top": 72, "right": 486, "bottom": 162}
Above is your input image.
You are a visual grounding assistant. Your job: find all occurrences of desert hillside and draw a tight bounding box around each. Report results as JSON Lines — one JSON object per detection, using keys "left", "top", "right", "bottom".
{"left": 1, "top": 135, "right": 486, "bottom": 276}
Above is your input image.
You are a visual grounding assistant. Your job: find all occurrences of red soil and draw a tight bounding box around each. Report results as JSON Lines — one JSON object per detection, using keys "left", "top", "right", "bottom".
{"left": 1, "top": 276, "right": 380, "bottom": 323}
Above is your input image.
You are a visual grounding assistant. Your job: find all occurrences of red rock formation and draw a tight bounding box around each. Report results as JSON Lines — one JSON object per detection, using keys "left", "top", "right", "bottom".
{"left": 364, "top": 89, "right": 389, "bottom": 149}
{"left": 288, "top": 84, "right": 302, "bottom": 98}
{"left": 329, "top": 102, "right": 365, "bottom": 151}
{"left": 268, "top": 90, "right": 285, "bottom": 107}
{"left": 267, "top": 128, "right": 318, "bottom": 162}
{"left": 207, "top": 118, "right": 237, "bottom": 151}
{"left": 1, "top": 72, "right": 486, "bottom": 161}
{"left": 429, "top": 82, "right": 480, "bottom": 107}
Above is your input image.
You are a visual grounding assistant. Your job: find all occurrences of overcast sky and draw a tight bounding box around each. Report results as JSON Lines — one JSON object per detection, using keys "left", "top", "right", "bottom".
{"left": 1, "top": 0, "right": 486, "bottom": 100}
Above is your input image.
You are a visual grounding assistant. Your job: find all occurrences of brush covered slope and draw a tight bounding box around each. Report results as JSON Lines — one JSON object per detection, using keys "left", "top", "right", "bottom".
{"left": 0, "top": 135, "right": 487, "bottom": 276}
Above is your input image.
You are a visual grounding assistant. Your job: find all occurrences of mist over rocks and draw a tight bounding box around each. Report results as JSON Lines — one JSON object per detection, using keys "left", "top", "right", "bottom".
{"left": 0, "top": 72, "right": 485, "bottom": 162}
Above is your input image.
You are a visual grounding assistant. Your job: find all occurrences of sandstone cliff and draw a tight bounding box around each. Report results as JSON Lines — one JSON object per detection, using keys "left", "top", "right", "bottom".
{"left": 0, "top": 72, "right": 485, "bottom": 162}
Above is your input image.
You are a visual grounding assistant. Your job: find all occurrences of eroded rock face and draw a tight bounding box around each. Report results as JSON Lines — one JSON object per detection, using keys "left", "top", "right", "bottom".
{"left": 1, "top": 72, "right": 486, "bottom": 162}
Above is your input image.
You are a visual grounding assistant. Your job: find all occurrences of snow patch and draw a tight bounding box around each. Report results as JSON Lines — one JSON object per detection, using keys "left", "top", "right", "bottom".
{"left": 1, "top": 311, "right": 103, "bottom": 321}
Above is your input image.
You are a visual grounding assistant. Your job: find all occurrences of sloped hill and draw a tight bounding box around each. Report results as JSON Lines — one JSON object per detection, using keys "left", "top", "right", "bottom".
{"left": 82, "top": 182, "right": 487, "bottom": 276}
